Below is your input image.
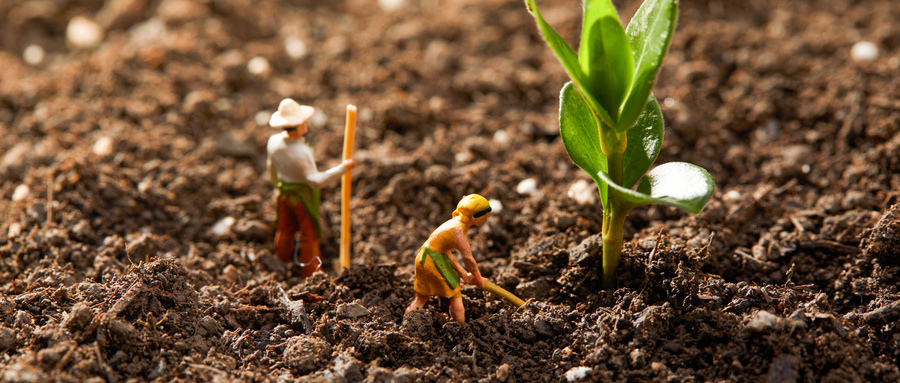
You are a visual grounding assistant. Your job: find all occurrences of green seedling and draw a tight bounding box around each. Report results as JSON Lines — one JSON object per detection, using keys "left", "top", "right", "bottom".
{"left": 525, "top": 0, "right": 714, "bottom": 288}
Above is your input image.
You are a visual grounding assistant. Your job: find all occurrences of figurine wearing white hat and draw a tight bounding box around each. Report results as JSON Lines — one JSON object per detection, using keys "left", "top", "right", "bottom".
{"left": 266, "top": 98, "right": 357, "bottom": 276}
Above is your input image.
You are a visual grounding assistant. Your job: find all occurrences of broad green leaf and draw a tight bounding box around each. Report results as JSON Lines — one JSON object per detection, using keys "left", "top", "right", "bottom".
{"left": 599, "top": 162, "right": 714, "bottom": 214}
{"left": 622, "top": 95, "right": 663, "bottom": 188}
{"left": 560, "top": 82, "right": 608, "bottom": 209}
{"left": 525, "top": 0, "right": 615, "bottom": 127}
{"left": 578, "top": 0, "right": 634, "bottom": 120}
{"left": 617, "top": 0, "right": 677, "bottom": 132}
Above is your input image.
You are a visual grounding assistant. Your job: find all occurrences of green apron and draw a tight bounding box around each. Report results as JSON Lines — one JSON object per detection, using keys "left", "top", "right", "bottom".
{"left": 420, "top": 246, "right": 460, "bottom": 289}
{"left": 276, "top": 180, "right": 322, "bottom": 238}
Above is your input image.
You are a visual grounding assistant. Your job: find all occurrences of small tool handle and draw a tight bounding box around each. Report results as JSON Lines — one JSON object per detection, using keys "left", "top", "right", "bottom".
{"left": 481, "top": 281, "right": 526, "bottom": 308}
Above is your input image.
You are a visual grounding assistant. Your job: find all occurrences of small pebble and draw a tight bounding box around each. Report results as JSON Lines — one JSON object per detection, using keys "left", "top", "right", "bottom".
{"left": 212, "top": 217, "right": 235, "bottom": 236}
{"left": 337, "top": 303, "right": 371, "bottom": 319}
{"left": 0, "top": 326, "right": 16, "bottom": 351}
{"left": 23, "top": 45, "right": 45, "bottom": 66}
{"left": 129, "top": 18, "right": 166, "bottom": 48}
{"left": 255, "top": 111, "right": 272, "bottom": 126}
{"left": 493, "top": 130, "right": 509, "bottom": 144}
{"left": 488, "top": 199, "right": 503, "bottom": 213}
{"left": 310, "top": 110, "right": 327, "bottom": 126}
{"left": 284, "top": 36, "right": 307, "bottom": 59}
{"left": 378, "top": 0, "right": 406, "bottom": 12}
{"left": 11, "top": 185, "right": 30, "bottom": 202}
{"left": 567, "top": 179, "right": 596, "bottom": 205}
{"left": 516, "top": 178, "right": 538, "bottom": 196}
{"left": 534, "top": 316, "right": 556, "bottom": 337}
{"left": 851, "top": 41, "right": 878, "bottom": 62}
{"left": 565, "top": 366, "right": 591, "bottom": 382}
{"left": 359, "top": 108, "right": 374, "bottom": 121}
{"left": 247, "top": 56, "right": 271, "bottom": 76}
{"left": 722, "top": 189, "right": 742, "bottom": 205}
{"left": 222, "top": 264, "right": 241, "bottom": 284}
{"left": 663, "top": 97, "right": 675, "bottom": 108}
{"left": 428, "top": 96, "right": 446, "bottom": 112}
{"left": 67, "top": 16, "right": 105, "bottom": 49}
{"left": 746, "top": 310, "right": 780, "bottom": 332}
{"left": 7, "top": 223, "right": 22, "bottom": 238}
{"left": 1, "top": 143, "right": 30, "bottom": 171}
{"left": 495, "top": 364, "right": 510, "bottom": 382}
{"left": 93, "top": 136, "right": 114, "bottom": 156}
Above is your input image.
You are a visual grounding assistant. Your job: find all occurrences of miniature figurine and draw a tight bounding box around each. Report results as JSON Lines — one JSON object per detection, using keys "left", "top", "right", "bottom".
{"left": 406, "top": 194, "right": 524, "bottom": 323}
{"left": 267, "top": 98, "right": 356, "bottom": 277}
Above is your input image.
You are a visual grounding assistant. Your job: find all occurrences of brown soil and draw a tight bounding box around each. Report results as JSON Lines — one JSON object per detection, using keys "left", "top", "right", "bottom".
{"left": 2, "top": 0, "right": 899, "bottom": 381}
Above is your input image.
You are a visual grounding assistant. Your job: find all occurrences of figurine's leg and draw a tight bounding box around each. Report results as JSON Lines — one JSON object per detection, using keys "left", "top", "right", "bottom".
{"left": 295, "top": 205, "right": 322, "bottom": 277}
{"left": 274, "top": 199, "right": 300, "bottom": 263}
{"left": 449, "top": 295, "right": 465, "bottom": 323}
{"left": 405, "top": 293, "right": 430, "bottom": 314}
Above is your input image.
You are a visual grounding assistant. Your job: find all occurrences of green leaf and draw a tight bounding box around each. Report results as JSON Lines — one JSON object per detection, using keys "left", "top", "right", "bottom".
{"left": 622, "top": 95, "right": 663, "bottom": 188}
{"left": 525, "top": 0, "right": 615, "bottom": 127}
{"left": 559, "top": 82, "right": 608, "bottom": 209}
{"left": 617, "top": 0, "right": 677, "bottom": 132}
{"left": 578, "top": 0, "right": 634, "bottom": 120}
{"left": 599, "top": 162, "right": 714, "bottom": 214}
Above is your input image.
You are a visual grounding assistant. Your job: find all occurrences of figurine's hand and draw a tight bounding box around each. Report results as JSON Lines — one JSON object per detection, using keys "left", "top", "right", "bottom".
{"left": 465, "top": 273, "right": 487, "bottom": 289}
{"left": 343, "top": 158, "right": 357, "bottom": 170}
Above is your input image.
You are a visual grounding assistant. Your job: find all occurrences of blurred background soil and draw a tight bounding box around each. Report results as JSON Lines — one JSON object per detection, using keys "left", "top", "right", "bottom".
{"left": 1, "top": 0, "right": 899, "bottom": 381}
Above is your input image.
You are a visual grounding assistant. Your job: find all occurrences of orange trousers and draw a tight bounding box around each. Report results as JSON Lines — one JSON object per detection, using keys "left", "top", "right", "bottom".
{"left": 274, "top": 197, "right": 321, "bottom": 277}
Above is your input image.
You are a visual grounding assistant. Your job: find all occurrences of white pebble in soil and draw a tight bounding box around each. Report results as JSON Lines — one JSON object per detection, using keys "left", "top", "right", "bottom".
{"left": 516, "top": 178, "right": 538, "bottom": 196}
{"left": 284, "top": 36, "right": 307, "bottom": 59}
{"left": 23, "top": 45, "right": 45, "bottom": 66}
{"left": 565, "top": 366, "right": 592, "bottom": 382}
{"left": 310, "top": 110, "right": 327, "bottom": 126}
{"left": 721, "top": 189, "right": 742, "bottom": 205}
{"left": 746, "top": 310, "right": 782, "bottom": 332}
{"left": 378, "top": 0, "right": 406, "bottom": 12}
{"left": 488, "top": 199, "right": 503, "bottom": 213}
{"left": 212, "top": 217, "right": 235, "bottom": 237}
{"left": 67, "top": 16, "right": 104, "bottom": 49}
{"left": 7, "top": 223, "right": 22, "bottom": 238}
{"left": 850, "top": 41, "right": 878, "bottom": 62}
{"left": 492, "top": 130, "right": 509, "bottom": 144}
{"left": 255, "top": 111, "right": 272, "bottom": 126}
{"left": 93, "top": 137, "right": 114, "bottom": 157}
{"left": 12, "top": 185, "right": 30, "bottom": 202}
{"left": 567, "top": 179, "right": 596, "bottom": 205}
{"left": 247, "top": 56, "right": 271, "bottom": 77}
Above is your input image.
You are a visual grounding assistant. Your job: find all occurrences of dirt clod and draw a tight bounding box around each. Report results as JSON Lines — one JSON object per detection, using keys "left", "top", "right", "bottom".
{"left": 283, "top": 335, "right": 332, "bottom": 374}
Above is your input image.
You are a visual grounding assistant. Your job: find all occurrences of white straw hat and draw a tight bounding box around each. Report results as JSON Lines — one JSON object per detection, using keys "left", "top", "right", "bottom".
{"left": 269, "top": 98, "right": 315, "bottom": 129}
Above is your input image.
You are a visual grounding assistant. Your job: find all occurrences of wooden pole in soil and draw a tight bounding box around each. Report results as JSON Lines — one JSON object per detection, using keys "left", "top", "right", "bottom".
{"left": 340, "top": 105, "right": 357, "bottom": 272}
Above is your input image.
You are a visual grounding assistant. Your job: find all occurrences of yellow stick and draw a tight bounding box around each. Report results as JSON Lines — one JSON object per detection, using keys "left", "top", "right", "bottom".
{"left": 481, "top": 281, "right": 526, "bottom": 308}
{"left": 340, "top": 105, "right": 357, "bottom": 271}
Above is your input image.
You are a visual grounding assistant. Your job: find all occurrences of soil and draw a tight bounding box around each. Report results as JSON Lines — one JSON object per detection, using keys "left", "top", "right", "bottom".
{"left": 1, "top": 0, "right": 899, "bottom": 381}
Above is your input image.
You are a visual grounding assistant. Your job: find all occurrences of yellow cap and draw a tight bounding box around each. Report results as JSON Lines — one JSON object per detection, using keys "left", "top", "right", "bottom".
{"left": 453, "top": 194, "right": 492, "bottom": 222}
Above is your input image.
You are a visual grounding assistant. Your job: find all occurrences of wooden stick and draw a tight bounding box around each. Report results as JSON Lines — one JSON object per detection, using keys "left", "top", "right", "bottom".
{"left": 340, "top": 105, "right": 357, "bottom": 271}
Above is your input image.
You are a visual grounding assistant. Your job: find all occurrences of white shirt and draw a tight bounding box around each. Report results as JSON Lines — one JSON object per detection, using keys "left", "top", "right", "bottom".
{"left": 266, "top": 132, "right": 347, "bottom": 188}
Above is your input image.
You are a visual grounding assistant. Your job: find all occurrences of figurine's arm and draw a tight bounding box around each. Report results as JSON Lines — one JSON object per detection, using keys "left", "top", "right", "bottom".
{"left": 267, "top": 156, "right": 278, "bottom": 185}
{"left": 452, "top": 226, "right": 486, "bottom": 289}
{"left": 301, "top": 158, "right": 356, "bottom": 188}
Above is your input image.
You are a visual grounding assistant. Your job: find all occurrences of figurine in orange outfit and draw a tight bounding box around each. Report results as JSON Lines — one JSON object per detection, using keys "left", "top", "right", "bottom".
{"left": 267, "top": 98, "right": 356, "bottom": 276}
{"left": 406, "top": 194, "right": 493, "bottom": 323}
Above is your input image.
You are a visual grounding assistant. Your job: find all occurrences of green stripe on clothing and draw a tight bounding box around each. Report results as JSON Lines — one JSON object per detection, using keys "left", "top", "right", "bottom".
{"left": 420, "top": 246, "right": 460, "bottom": 289}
